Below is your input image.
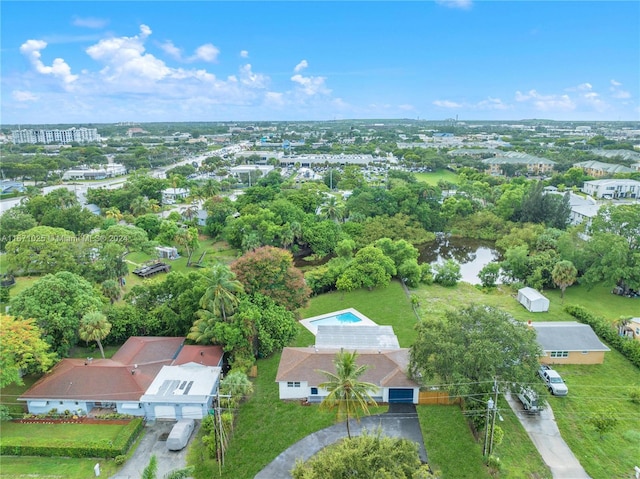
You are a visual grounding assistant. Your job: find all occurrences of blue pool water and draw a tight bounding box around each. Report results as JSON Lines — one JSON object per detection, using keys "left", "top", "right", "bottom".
{"left": 310, "top": 312, "right": 362, "bottom": 327}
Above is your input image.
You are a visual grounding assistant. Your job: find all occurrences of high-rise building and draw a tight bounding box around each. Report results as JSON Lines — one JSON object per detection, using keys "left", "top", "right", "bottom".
{"left": 11, "top": 127, "right": 99, "bottom": 144}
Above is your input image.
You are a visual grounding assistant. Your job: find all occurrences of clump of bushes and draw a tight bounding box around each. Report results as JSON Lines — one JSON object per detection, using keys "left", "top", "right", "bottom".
{"left": 565, "top": 305, "right": 640, "bottom": 368}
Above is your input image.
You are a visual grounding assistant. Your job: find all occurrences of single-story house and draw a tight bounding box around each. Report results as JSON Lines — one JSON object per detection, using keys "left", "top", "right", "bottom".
{"left": 277, "top": 311, "right": 418, "bottom": 404}
{"left": 621, "top": 318, "right": 640, "bottom": 342}
{"left": 532, "top": 321, "right": 610, "bottom": 364}
{"left": 276, "top": 347, "right": 420, "bottom": 404}
{"left": 517, "top": 287, "right": 550, "bottom": 312}
{"left": 19, "top": 337, "right": 223, "bottom": 420}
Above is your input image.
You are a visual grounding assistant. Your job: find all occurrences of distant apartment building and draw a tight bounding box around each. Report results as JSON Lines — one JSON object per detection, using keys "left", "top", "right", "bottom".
{"left": 573, "top": 160, "right": 633, "bottom": 178}
{"left": 12, "top": 127, "right": 99, "bottom": 145}
{"left": 582, "top": 179, "right": 640, "bottom": 199}
{"left": 482, "top": 151, "right": 556, "bottom": 176}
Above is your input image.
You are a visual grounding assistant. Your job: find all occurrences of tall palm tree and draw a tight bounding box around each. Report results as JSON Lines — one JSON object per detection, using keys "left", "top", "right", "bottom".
{"left": 318, "top": 349, "right": 378, "bottom": 439}
{"left": 199, "top": 263, "right": 244, "bottom": 322}
{"left": 130, "top": 196, "right": 151, "bottom": 216}
{"left": 78, "top": 311, "right": 112, "bottom": 359}
{"left": 104, "top": 207, "right": 123, "bottom": 221}
{"left": 319, "top": 196, "right": 344, "bottom": 223}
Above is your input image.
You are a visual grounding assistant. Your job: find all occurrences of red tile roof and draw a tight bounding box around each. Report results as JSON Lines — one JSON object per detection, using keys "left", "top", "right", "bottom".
{"left": 19, "top": 337, "right": 224, "bottom": 402}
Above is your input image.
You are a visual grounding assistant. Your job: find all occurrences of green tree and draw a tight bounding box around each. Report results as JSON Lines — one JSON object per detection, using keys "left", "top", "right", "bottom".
{"left": 292, "top": 432, "right": 435, "bottom": 479}
{"left": 231, "top": 246, "right": 310, "bottom": 311}
{"left": 9, "top": 272, "right": 105, "bottom": 357}
{"left": 587, "top": 407, "right": 619, "bottom": 440}
{"left": 142, "top": 454, "right": 158, "bottom": 479}
{"left": 336, "top": 245, "right": 396, "bottom": 293}
{"left": 0, "top": 208, "right": 37, "bottom": 252}
{"left": 0, "top": 315, "right": 56, "bottom": 387}
{"left": 318, "top": 350, "right": 379, "bottom": 439}
{"left": 219, "top": 370, "right": 254, "bottom": 407}
{"left": 410, "top": 305, "right": 542, "bottom": 399}
{"left": 479, "top": 262, "right": 501, "bottom": 288}
{"left": 319, "top": 196, "right": 344, "bottom": 223}
{"left": 200, "top": 264, "right": 244, "bottom": 322}
{"left": 78, "top": 311, "right": 112, "bottom": 359}
{"left": 4, "top": 225, "right": 81, "bottom": 275}
{"left": 433, "top": 259, "right": 462, "bottom": 286}
{"left": 551, "top": 260, "right": 578, "bottom": 300}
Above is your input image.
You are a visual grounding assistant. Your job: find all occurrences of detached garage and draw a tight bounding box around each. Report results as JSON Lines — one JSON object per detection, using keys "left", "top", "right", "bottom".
{"left": 517, "top": 287, "right": 550, "bottom": 313}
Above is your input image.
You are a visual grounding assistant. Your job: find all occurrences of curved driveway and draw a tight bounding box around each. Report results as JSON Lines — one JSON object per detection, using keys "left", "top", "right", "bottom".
{"left": 255, "top": 404, "right": 427, "bottom": 479}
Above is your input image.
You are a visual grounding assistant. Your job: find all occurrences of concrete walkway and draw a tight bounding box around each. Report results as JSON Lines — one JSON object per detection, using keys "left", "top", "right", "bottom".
{"left": 255, "top": 404, "right": 427, "bottom": 479}
{"left": 506, "top": 392, "right": 591, "bottom": 479}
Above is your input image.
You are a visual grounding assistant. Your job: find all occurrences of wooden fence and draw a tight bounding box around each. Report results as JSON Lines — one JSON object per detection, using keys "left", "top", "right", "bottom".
{"left": 418, "top": 390, "right": 460, "bottom": 405}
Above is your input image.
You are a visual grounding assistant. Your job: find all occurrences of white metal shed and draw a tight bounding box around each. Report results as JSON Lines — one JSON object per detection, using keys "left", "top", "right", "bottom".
{"left": 517, "top": 287, "right": 550, "bottom": 312}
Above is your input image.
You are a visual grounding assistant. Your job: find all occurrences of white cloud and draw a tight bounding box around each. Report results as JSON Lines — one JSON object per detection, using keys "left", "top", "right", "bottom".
{"left": 86, "top": 25, "right": 171, "bottom": 83}
{"left": 433, "top": 100, "right": 463, "bottom": 108}
{"left": 294, "top": 60, "right": 308, "bottom": 73}
{"left": 19, "top": 39, "right": 78, "bottom": 87}
{"left": 72, "top": 16, "right": 108, "bottom": 29}
{"left": 240, "top": 50, "right": 249, "bottom": 58}
{"left": 398, "top": 104, "right": 415, "bottom": 111}
{"left": 291, "top": 73, "right": 331, "bottom": 96}
{"left": 193, "top": 44, "right": 219, "bottom": 63}
{"left": 436, "top": 0, "right": 472, "bottom": 10}
{"left": 264, "top": 91, "right": 285, "bottom": 107}
{"left": 12, "top": 90, "right": 38, "bottom": 102}
{"left": 239, "top": 64, "right": 268, "bottom": 88}
{"left": 610, "top": 79, "right": 631, "bottom": 99}
{"left": 577, "top": 83, "right": 592, "bottom": 91}
{"left": 476, "top": 97, "right": 509, "bottom": 110}
{"left": 515, "top": 89, "right": 576, "bottom": 111}
{"left": 160, "top": 40, "right": 182, "bottom": 60}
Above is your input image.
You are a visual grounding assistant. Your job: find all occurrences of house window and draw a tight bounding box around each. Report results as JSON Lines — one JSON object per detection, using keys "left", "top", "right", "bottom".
{"left": 287, "top": 382, "right": 301, "bottom": 388}
{"left": 550, "top": 351, "right": 569, "bottom": 358}
{"left": 582, "top": 351, "right": 588, "bottom": 355}
{"left": 311, "top": 388, "right": 318, "bottom": 395}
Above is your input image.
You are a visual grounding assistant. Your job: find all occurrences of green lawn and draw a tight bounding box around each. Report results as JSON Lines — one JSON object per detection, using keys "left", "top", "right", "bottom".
{"left": 414, "top": 169, "right": 459, "bottom": 186}
{"left": 0, "top": 456, "right": 119, "bottom": 479}
{"left": 0, "top": 375, "right": 39, "bottom": 418}
{"left": 1, "top": 421, "right": 126, "bottom": 443}
{"left": 551, "top": 351, "right": 640, "bottom": 478}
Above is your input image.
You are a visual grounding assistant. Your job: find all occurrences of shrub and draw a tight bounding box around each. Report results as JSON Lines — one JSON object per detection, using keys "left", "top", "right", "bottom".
{"left": 565, "top": 305, "right": 640, "bottom": 369}
{"left": 114, "top": 454, "right": 127, "bottom": 465}
{"left": 629, "top": 388, "right": 640, "bottom": 405}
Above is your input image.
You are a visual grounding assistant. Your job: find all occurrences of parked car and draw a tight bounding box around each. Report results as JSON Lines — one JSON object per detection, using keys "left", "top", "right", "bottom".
{"left": 538, "top": 365, "right": 568, "bottom": 396}
{"left": 166, "top": 419, "right": 195, "bottom": 451}
{"left": 515, "top": 386, "right": 542, "bottom": 414}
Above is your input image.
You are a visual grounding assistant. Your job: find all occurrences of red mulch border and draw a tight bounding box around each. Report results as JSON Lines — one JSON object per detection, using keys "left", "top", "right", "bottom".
{"left": 15, "top": 418, "right": 132, "bottom": 425}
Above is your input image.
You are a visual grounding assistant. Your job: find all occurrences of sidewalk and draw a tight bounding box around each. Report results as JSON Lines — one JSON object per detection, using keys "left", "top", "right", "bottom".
{"left": 505, "top": 392, "right": 590, "bottom": 479}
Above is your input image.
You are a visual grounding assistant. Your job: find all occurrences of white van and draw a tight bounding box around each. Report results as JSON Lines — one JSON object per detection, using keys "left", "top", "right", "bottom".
{"left": 166, "top": 419, "right": 195, "bottom": 451}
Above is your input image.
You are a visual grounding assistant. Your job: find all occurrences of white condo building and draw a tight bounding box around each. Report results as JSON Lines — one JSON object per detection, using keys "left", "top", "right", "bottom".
{"left": 12, "top": 127, "right": 99, "bottom": 145}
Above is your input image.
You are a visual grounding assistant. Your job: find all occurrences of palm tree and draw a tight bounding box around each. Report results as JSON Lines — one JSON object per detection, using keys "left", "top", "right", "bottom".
{"left": 318, "top": 349, "right": 378, "bottom": 439}
{"left": 200, "top": 263, "right": 244, "bottom": 322}
{"left": 130, "top": 196, "right": 151, "bottom": 216}
{"left": 78, "top": 311, "right": 112, "bottom": 359}
{"left": 319, "top": 196, "right": 344, "bottom": 223}
{"left": 104, "top": 207, "right": 123, "bottom": 221}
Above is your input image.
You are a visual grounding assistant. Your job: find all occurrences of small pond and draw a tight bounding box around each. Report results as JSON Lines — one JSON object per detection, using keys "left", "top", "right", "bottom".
{"left": 417, "top": 234, "right": 500, "bottom": 285}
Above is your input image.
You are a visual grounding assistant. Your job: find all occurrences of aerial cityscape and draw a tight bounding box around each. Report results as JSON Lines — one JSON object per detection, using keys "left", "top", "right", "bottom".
{"left": 1, "top": 1, "right": 639, "bottom": 479}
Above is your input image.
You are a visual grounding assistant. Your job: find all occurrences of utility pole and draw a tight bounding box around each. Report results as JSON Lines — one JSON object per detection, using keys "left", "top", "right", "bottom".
{"left": 483, "top": 397, "right": 493, "bottom": 457}
{"left": 488, "top": 377, "right": 499, "bottom": 456}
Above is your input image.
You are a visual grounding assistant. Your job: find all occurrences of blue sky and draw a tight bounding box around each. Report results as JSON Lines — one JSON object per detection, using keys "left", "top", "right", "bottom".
{"left": 2, "top": 1, "right": 639, "bottom": 124}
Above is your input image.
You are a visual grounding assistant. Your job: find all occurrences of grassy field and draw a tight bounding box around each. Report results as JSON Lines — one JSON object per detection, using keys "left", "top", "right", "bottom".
{"left": 0, "top": 456, "right": 119, "bottom": 479}
{"left": 414, "top": 169, "right": 460, "bottom": 186}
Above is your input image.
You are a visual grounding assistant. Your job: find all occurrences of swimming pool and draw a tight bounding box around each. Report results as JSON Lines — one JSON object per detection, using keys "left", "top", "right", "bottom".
{"left": 310, "top": 311, "right": 362, "bottom": 327}
{"left": 300, "top": 308, "right": 377, "bottom": 334}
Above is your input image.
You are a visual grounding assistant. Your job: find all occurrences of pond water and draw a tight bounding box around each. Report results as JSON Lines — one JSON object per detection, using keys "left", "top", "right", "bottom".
{"left": 417, "top": 234, "right": 500, "bottom": 285}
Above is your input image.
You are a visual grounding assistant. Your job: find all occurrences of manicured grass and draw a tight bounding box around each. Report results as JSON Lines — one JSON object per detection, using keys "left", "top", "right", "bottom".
{"left": 414, "top": 169, "right": 459, "bottom": 186}
{"left": 550, "top": 351, "right": 640, "bottom": 478}
{"left": 300, "top": 280, "right": 418, "bottom": 347}
{"left": 0, "top": 375, "right": 39, "bottom": 418}
{"left": 1, "top": 421, "right": 126, "bottom": 443}
{"left": 0, "top": 456, "right": 119, "bottom": 479}
{"left": 417, "top": 405, "right": 490, "bottom": 478}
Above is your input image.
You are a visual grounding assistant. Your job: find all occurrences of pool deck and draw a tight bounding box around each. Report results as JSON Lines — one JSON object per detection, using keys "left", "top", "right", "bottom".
{"left": 299, "top": 308, "right": 377, "bottom": 335}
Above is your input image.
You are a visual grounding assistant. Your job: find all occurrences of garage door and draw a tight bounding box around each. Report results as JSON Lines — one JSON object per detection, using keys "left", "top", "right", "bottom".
{"left": 154, "top": 405, "right": 177, "bottom": 420}
{"left": 388, "top": 389, "right": 414, "bottom": 403}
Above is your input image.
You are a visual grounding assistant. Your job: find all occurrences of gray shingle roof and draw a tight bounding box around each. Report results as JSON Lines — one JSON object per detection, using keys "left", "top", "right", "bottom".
{"left": 532, "top": 322, "right": 610, "bottom": 352}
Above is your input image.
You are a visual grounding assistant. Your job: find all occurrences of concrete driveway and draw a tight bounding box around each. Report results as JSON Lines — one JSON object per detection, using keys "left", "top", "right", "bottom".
{"left": 109, "top": 420, "right": 196, "bottom": 479}
{"left": 506, "top": 392, "right": 590, "bottom": 479}
{"left": 255, "top": 403, "right": 427, "bottom": 479}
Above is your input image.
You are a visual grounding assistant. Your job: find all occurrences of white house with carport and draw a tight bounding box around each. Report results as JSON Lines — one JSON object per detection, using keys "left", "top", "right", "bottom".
{"left": 517, "top": 287, "right": 550, "bottom": 312}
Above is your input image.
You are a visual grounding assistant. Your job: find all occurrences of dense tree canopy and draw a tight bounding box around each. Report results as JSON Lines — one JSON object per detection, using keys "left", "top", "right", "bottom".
{"left": 10, "top": 272, "right": 106, "bottom": 357}
{"left": 410, "top": 305, "right": 542, "bottom": 399}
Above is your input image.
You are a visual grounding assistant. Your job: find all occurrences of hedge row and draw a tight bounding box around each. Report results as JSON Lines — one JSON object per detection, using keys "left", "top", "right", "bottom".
{"left": 0, "top": 418, "right": 143, "bottom": 458}
{"left": 565, "top": 305, "right": 640, "bottom": 369}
